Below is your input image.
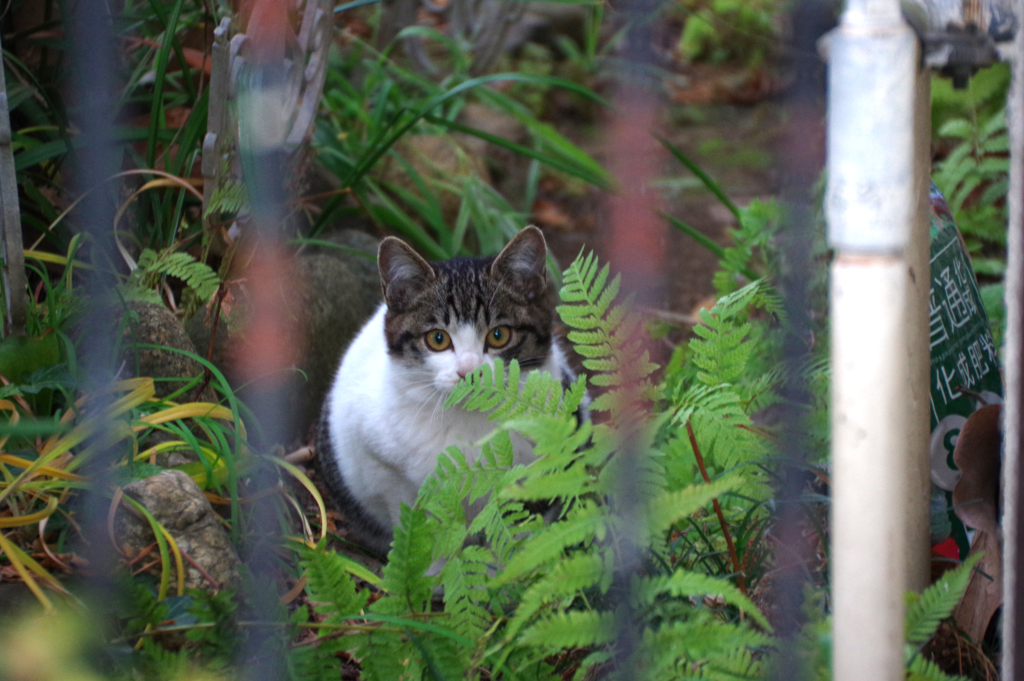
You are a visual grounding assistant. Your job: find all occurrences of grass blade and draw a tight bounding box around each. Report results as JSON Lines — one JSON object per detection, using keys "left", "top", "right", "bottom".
{"left": 146, "top": 0, "right": 187, "bottom": 168}
{"left": 662, "top": 212, "right": 759, "bottom": 282}
{"left": 425, "top": 114, "right": 610, "bottom": 189}
{"left": 659, "top": 135, "right": 740, "bottom": 219}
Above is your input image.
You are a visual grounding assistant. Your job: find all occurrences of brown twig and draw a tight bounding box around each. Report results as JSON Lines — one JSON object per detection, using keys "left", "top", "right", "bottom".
{"left": 195, "top": 283, "right": 229, "bottom": 398}
{"left": 736, "top": 422, "right": 777, "bottom": 442}
{"left": 178, "top": 546, "right": 221, "bottom": 590}
{"left": 686, "top": 420, "right": 747, "bottom": 596}
{"left": 133, "top": 558, "right": 163, "bottom": 575}
{"left": 126, "top": 542, "right": 158, "bottom": 567}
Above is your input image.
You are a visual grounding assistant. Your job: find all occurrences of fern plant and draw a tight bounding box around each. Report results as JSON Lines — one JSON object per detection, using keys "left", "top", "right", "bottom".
{"left": 933, "top": 108, "right": 1009, "bottom": 273}
{"left": 932, "top": 62, "right": 1011, "bottom": 280}
{"left": 295, "top": 246, "right": 973, "bottom": 680}
{"left": 123, "top": 247, "right": 222, "bottom": 315}
{"left": 293, "top": 249, "right": 778, "bottom": 680}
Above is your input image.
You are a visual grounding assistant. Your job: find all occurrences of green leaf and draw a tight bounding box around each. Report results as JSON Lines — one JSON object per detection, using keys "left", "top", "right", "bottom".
{"left": 636, "top": 569, "right": 769, "bottom": 631}
{"left": 647, "top": 476, "right": 744, "bottom": 537}
{"left": 937, "top": 118, "right": 975, "bottom": 139}
{"left": 518, "top": 610, "right": 616, "bottom": 649}
{"left": 905, "top": 553, "right": 981, "bottom": 646}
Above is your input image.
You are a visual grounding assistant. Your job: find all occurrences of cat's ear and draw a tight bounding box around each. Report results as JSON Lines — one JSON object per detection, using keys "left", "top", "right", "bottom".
{"left": 491, "top": 226, "right": 548, "bottom": 297}
{"left": 378, "top": 237, "right": 435, "bottom": 311}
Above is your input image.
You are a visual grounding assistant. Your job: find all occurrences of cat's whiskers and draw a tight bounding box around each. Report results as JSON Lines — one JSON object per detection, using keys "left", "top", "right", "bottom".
{"left": 399, "top": 375, "right": 445, "bottom": 406}
{"left": 428, "top": 388, "right": 449, "bottom": 428}
{"left": 411, "top": 385, "right": 449, "bottom": 426}
{"left": 407, "top": 380, "right": 447, "bottom": 406}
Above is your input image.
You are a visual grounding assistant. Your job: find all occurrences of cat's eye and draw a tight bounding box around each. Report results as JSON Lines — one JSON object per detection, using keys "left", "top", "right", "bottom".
{"left": 486, "top": 326, "right": 512, "bottom": 349}
{"left": 425, "top": 329, "right": 452, "bottom": 351}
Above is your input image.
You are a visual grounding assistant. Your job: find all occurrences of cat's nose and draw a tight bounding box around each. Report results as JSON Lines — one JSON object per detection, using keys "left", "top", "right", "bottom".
{"left": 456, "top": 354, "right": 482, "bottom": 378}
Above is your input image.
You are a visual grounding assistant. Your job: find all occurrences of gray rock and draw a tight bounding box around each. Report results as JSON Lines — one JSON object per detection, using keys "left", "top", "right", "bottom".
{"left": 121, "top": 302, "right": 216, "bottom": 403}
{"left": 116, "top": 470, "right": 240, "bottom": 593}
{"left": 184, "top": 312, "right": 232, "bottom": 384}
{"left": 303, "top": 228, "right": 381, "bottom": 290}
{"left": 289, "top": 253, "right": 381, "bottom": 437}
{"left": 182, "top": 248, "right": 382, "bottom": 442}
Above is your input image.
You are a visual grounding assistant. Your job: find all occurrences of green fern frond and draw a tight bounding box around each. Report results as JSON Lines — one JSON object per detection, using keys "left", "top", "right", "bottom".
{"left": 711, "top": 199, "right": 780, "bottom": 296}
{"left": 496, "top": 502, "right": 605, "bottom": 585}
{"left": 934, "top": 105, "right": 1009, "bottom": 220}
{"left": 636, "top": 569, "right": 768, "bottom": 630}
{"left": 905, "top": 553, "right": 981, "bottom": 646}
{"left": 445, "top": 358, "right": 585, "bottom": 421}
{"left": 159, "top": 252, "right": 220, "bottom": 303}
{"left": 504, "top": 550, "right": 608, "bottom": 642}
{"left": 495, "top": 416, "right": 595, "bottom": 505}
{"left": 517, "top": 610, "right": 616, "bottom": 649}
{"left": 937, "top": 118, "right": 974, "bottom": 139}
{"left": 375, "top": 504, "right": 434, "bottom": 616}
{"left": 409, "top": 630, "right": 466, "bottom": 681}
{"left": 439, "top": 545, "right": 493, "bottom": 639}
{"left": 128, "top": 247, "right": 222, "bottom": 306}
{"left": 558, "top": 250, "right": 659, "bottom": 417}
{"left": 640, "top": 618, "right": 767, "bottom": 679}
{"left": 121, "top": 279, "right": 165, "bottom": 305}
{"left": 288, "top": 629, "right": 345, "bottom": 681}
{"left": 688, "top": 281, "right": 766, "bottom": 387}
{"left": 356, "top": 627, "right": 417, "bottom": 681}
{"left": 300, "top": 545, "right": 371, "bottom": 621}
{"left": 418, "top": 433, "right": 532, "bottom": 563}
{"left": 694, "top": 648, "right": 764, "bottom": 680}
{"left": 646, "top": 476, "right": 744, "bottom": 538}
{"left": 205, "top": 180, "right": 249, "bottom": 218}
{"left": 906, "top": 654, "right": 970, "bottom": 681}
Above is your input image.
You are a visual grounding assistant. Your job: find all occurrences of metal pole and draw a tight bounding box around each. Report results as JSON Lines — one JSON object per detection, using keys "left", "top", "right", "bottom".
{"left": 768, "top": 4, "right": 833, "bottom": 678}
{"left": 826, "top": 0, "right": 929, "bottom": 678}
{"left": 234, "top": 3, "right": 296, "bottom": 677}
{"left": 68, "top": 0, "right": 122, "bottom": 613}
{"left": 0, "top": 34, "right": 26, "bottom": 337}
{"left": 605, "top": 0, "right": 664, "bottom": 672}
{"left": 908, "top": 67, "right": 933, "bottom": 595}
{"left": 1002, "top": 0, "right": 1024, "bottom": 675}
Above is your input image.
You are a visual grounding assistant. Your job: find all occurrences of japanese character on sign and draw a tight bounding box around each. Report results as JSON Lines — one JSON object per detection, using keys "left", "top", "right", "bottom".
{"left": 967, "top": 340, "right": 988, "bottom": 381}
{"left": 981, "top": 335, "right": 998, "bottom": 364}
{"left": 956, "top": 352, "right": 973, "bottom": 388}
{"left": 929, "top": 289, "right": 948, "bottom": 348}
{"left": 938, "top": 266, "right": 975, "bottom": 329}
{"left": 935, "top": 365, "right": 962, "bottom": 405}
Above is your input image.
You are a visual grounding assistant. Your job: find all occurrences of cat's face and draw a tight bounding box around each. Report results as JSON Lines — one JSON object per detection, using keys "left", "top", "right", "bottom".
{"left": 377, "top": 227, "right": 556, "bottom": 393}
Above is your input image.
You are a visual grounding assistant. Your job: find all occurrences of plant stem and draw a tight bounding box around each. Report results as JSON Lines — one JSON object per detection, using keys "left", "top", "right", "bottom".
{"left": 686, "top": 420, "right": 747, "bottom": 596}
{"left": 195, "top": 283, "right": 228, "bottom": 397}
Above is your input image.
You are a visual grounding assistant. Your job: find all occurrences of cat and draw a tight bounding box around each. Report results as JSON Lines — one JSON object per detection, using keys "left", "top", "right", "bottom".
{"left": 314, "top": 226, "right": 578, "bottom": 555}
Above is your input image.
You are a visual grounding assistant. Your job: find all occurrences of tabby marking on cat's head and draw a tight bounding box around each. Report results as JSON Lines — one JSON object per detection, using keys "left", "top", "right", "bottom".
{"left": 377, "top": 226, "right": 556, "bottom": 391}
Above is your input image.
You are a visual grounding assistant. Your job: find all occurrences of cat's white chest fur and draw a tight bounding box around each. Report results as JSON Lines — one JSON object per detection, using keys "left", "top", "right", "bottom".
{"left": 324, "top": 305, "right": 569, "bottom": 532}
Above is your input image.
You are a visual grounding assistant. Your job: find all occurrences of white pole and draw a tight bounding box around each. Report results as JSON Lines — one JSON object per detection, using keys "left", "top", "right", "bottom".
{"left": 827, "top": 0, "right": 930, "bottom": 679}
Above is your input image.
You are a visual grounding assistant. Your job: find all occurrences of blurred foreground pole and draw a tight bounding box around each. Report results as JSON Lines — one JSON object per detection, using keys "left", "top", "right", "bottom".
{"left": 69, "top": 0, "right": 121, "bottom": 601}
{"left": 0, "top": 33, "right": 26, "bottom": 337}
{"left": 1003, "top": 1, "right": 1024, "bottom": 676}
{"left": 826, "top": 0, "right": 931, "bottom": 679}
{"left": 767, "top": 3, "right": 830, "bottom": 678}
{"left": 604, "top": 0, "right": 663, "bottom": 672}
{"left": 234, "top": 0, "right": 296, "bottom": 678}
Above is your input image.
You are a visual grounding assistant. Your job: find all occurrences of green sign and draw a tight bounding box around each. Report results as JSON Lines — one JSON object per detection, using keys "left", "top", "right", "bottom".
{"left": 928, "top": 183, "right": 1002, "bottom": 558}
